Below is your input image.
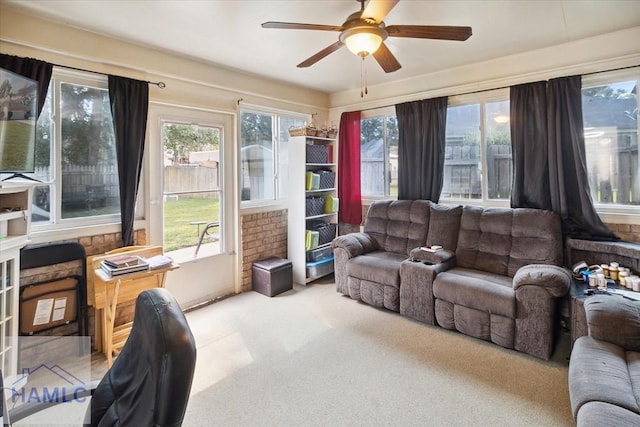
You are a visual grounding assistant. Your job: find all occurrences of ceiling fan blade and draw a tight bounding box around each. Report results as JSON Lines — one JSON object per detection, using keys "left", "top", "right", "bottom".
{"left": 262, "top": 21, "right": 343, "bottom": 32}
{"left": 373, "top": 42, "right": 401, "bottom": 73}
{"left": 297, "top": 41, "right": 344, "bottom": 68}
{"left": 361, "top": 0, "right": 400, "bottom": 24}
{"left": 386, "top": 25, "right": 472, "bottom": 41}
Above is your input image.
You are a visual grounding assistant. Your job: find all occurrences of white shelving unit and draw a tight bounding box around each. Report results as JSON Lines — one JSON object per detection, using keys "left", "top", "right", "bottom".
{"left": 0, "top": 184, "right": 33, "bottom": 376}
{"left": 288, "top": 135, "right": 338, "bottom": 285}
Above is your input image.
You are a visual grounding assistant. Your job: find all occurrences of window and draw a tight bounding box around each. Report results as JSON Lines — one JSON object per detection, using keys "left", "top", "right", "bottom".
{"left": 29, "top": 69, "right": 120, "bottom": 228}
{"left": 443, "top": 95, "right": 511, "bottom": 201}
{"left": 582, "top": 71, "right": 639, "bottom": 207}
{"left": 239, "top": 109, "right": 306, "bottom": 203}
{"left": 360, "top": 114, "right": 398, "bottom": 197}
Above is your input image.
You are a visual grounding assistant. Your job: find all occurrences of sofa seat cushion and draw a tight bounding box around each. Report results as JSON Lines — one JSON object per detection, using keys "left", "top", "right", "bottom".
{"left": 576, "top": 402, "right": 640, "bottom": 427}
{"left": 433, "top": 267, "right": 515, "bottom": 318}
{"left": 569, "top": 336, "right": 640, "bottom": 418}
{"left": 347, "top": 251, "right": 407, "bottom": 288}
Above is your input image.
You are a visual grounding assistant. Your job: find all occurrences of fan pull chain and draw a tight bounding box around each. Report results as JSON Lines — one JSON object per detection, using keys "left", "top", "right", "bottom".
{"left": 360, "top": 55, "right": 368, "bottom": 98}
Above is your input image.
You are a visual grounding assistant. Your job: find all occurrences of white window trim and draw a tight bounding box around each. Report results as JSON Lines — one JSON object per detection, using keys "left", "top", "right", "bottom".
{"left": 29, "top": 67, "right": 147, "bottom": 239}
{"left": 238, "top": 105, "right": 310, "bottom": 208}
{"left": 360, "top": 108, "right": 398, "bottom": 199}
{"left": 581, "top": 68, "right": 640, "bottom": 222}
{"left": 441, "top": 89, "right": 511, "bottom": 206}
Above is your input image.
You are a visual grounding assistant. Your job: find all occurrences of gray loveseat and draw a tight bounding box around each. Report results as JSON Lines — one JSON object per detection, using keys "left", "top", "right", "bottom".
{"left": 569, "top": 295, "right": 640, "bottom": 427}
{"left": 332, "top": 199, "right": 571, "bottom": 359}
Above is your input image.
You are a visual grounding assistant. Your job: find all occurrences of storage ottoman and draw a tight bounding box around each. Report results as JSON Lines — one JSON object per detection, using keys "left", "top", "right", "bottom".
{"left": 252, "top": 257, "right": 293, "bottom": 297}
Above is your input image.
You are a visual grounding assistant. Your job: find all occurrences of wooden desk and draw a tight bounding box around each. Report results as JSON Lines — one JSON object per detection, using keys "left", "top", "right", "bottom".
{"left": 87, "top": 246, "right": 178, "bottom": 366}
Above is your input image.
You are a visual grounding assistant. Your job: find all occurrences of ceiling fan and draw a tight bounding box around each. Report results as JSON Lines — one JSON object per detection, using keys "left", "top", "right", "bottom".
{"left": 261, "top": 0, "right": 472, "bottom": 73}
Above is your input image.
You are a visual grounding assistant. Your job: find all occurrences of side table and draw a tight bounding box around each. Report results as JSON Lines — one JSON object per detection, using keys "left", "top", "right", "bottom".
{"left": 87, "top": 245, "right": 179, "bottom": 366}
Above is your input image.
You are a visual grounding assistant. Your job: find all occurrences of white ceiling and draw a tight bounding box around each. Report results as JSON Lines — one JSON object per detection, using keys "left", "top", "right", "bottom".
{"left": 3, "top": 0, "right": 640, "bottom": 94}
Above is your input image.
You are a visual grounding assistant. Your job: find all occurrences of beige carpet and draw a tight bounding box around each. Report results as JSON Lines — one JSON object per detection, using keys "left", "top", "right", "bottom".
{"left": 183, "top": 277, "right": 573, "bottom": 426}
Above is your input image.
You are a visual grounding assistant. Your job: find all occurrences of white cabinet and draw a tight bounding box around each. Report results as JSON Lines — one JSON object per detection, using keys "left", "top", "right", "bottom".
{"left": 288, "top": 136, "right": 338, "bottom": 285}
{"left": 0, "top": 184, "right": 33, "bottom": 376}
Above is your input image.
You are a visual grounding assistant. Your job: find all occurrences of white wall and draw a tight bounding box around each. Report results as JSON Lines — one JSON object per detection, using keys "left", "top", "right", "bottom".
{"left": 0, "top": 8, "right": 331, "bottom": 117}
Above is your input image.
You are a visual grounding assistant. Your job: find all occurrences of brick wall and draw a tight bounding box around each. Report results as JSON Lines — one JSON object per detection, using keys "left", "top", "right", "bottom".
{"left": 606, "top": 222, "right": 640, "bottom": 243}
{"left": 240, "top": 210, "right": 288, "bottom": 292}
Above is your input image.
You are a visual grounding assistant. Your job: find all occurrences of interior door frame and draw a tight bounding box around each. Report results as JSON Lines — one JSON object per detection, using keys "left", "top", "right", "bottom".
{"left": 146, "top": 102, "right": 239, "bottom": 308}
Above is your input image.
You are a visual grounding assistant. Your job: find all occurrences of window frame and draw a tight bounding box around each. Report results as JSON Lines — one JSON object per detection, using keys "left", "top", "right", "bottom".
{"left": 238, "top": 105, "right": 309, "bottom": 207}
{"left": 581, "top": 68, "right": 640, "bottom": 220}
{"left": 359, "top": 77, "right": 639, "bottom": 223}
{"left": 360, "top": 106, "right": 397, "bottom": 201}
{"left": 361, "top": 92, "right": 513, "bottom": 205}
{"left": 25, "top": 68, "right": 145, "bottom": 242}
{"left": 442, "top": 89, "right": 512, "bottom": 206}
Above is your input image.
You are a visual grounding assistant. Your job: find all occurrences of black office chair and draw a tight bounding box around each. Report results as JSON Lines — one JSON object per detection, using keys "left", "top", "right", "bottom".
{"left": 9, "top": 288, "right": 197, "bottom": 426}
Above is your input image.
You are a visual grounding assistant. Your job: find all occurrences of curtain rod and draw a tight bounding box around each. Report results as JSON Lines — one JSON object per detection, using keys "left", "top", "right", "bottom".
{"left": 359, "top": 63, "right": 639, "bottom": 112}
{"left": 52, "top": 62, "right": 166, "bottom": 88}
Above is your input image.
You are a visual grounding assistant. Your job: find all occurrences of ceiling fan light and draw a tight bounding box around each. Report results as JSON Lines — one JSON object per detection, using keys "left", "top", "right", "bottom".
{"left": 344, "top": 31, "right": 383, "bottom": 57}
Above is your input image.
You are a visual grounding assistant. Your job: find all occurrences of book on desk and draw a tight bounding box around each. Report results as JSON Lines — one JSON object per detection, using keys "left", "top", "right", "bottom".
{"left": 100, "top": 257, "right": 149, "bottom": 276}
{"left": 102, "top": 254, "right": 141, "bottom": 269}
{"left": 100, "top": 254, "right": 175, "bottom": 277}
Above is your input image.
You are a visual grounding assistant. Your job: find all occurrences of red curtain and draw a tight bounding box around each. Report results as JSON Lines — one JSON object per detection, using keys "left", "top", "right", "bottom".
{"left": 338, "top": 111, "right": 362, "bottom": 225}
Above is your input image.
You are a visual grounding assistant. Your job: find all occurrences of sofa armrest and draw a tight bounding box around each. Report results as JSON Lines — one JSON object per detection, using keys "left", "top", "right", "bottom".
{"left": 332, "top": 232, "right": 377, "bottom": 258}
{"left": 512, "top": 264, "right": 571, "bottom": 298}
{"left": 332, "top": 232, "right": 378, "bottom": 295}
{"left": 409, "top": 247, "right": 455, "bottom": 265}
{"left": 513, "top": 264, "right": 571, "bottom": 359}
{"left": 584, "top": 295, "right": 640, "bottom": 351}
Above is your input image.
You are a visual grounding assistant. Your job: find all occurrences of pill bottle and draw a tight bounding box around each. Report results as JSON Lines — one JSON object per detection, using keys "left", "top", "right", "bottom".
{"left": 619, "top": 271, "right": 629, "bottom": 287}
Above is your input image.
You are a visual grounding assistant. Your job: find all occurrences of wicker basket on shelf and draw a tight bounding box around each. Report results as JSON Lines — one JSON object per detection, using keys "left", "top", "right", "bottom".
{"left": 289, "top": 126, "right": 317, "bottom": 137}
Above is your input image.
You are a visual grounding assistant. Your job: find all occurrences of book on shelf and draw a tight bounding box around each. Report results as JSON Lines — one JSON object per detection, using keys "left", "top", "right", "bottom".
{"left": 100, "top": 257, "right": 149, "bottom": 276}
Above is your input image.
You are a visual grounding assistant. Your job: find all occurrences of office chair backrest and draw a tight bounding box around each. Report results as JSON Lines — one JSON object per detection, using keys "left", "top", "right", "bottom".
{"left": 88, "top": 288, "right": 197, "bottom": 426}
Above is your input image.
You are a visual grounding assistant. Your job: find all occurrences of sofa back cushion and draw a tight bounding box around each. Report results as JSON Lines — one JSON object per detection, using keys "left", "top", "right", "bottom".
{"left": 363, "top": 200, "right": 431, "bottom": 256}
{"left": 456, "top": 206, "right": 563, "bottom": 277}
{"left": 426, "top": 203, "right": 463, "bottom": 251}
{"left": 508, "top": 208, "right": 563, "bottom": 275}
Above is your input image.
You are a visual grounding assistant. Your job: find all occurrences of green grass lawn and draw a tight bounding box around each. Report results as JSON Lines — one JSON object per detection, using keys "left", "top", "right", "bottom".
{"left": 164, "top": 197, "right": 220, "bottom": 252}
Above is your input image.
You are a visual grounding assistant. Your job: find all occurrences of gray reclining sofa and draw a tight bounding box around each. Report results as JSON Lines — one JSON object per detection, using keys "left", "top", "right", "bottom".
{"left": 332, "top": 199, "right": 571, "bottom": 360}
{"left": 569, "top": 295, "right": 640, "bottom": 426}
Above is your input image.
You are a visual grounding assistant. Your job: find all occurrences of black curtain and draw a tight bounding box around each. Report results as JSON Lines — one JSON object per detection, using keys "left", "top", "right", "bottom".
{"left": 0, "top": 54, "right": 52, "bottom": 117}
{"left": 546, "top": 76, "right": 616, "bottom": 240}
{"left": 510, "top": 81, "right": 552, "bottom": 210}
{"left": 108, "top": 75, "right": 149, "bottom": 246}
{"left": 396, "top": 97, "right": 448, "bottom": 201}
{"left": 510, "top": 76, "right": 616, "bottom": 240}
